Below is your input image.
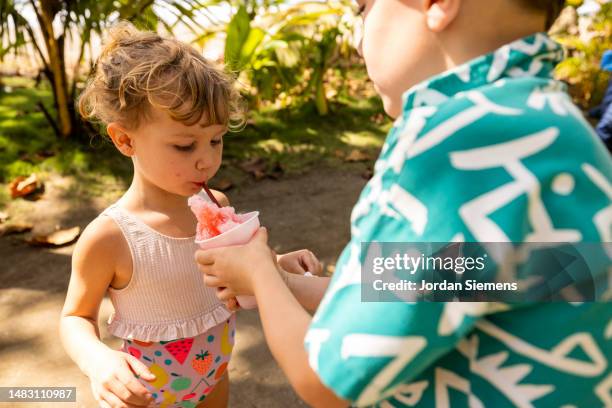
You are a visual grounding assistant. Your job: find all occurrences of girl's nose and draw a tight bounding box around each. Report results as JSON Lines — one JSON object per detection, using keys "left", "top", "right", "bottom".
{"left": 195, "top": 158, "right": 207, "bottom": 171}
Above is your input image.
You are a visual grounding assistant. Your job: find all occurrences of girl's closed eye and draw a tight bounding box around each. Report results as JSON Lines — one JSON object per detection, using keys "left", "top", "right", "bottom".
{"left": 174, "top": 142, "right": 196, "bottom": 152}
{"left": 211, "top": 138, "right": 222, "bottom": 147}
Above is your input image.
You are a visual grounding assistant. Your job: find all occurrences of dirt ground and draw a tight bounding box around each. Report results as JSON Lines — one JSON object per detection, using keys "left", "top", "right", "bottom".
{"left": 0, "top": 165, "right": 368, "bottom": 408}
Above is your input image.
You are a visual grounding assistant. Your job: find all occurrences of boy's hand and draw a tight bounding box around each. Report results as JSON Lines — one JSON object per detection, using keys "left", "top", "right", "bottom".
{"left": 222, "top": 296, "right": 241, "bottom": 312}
{"left": 277, "top": 249, "right": 323, "bottom": 275}
{"left": 88, "top": 349, "right": 155, "bottom": 408}
{"left": 197, "top": 227, "right": 278, "bottom": 296}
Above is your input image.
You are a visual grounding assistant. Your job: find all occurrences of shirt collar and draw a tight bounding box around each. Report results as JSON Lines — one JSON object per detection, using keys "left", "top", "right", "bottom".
{"left": 400, "top": 32, "right": 564, "bottom": 112}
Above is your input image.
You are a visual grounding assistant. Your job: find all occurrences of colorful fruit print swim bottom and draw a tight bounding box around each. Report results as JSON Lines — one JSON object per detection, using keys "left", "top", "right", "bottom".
{"left": 119, "top": 316, "right": 236, "bottom": 408}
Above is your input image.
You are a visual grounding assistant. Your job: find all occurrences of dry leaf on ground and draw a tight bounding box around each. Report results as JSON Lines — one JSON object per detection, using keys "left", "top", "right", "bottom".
{"left": 344, "top": 149, "right": 370, "bottom": 163}
{"left": 240, "top": 157, "right": 267, "bottom": 180}
{"left": 239, "top": 157, "right": 283, "bottom": 180}
{"left": 26, "top": 226, "right": 81, "bottom": 247}
{"left": 9, "top": 174, "right": 43, "bottom": 199}
{"left": 0, "top": 222, "right": 33, "bottom": 237}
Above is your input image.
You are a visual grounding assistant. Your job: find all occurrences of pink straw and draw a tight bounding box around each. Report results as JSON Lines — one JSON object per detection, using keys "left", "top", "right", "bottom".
{"left": 202, "top": 182, "right": 221, "bottom": 208}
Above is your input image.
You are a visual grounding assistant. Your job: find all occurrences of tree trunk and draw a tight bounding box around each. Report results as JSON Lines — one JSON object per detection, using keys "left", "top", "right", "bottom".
{"left": 314, "top": 75, "right": 328, "bottom": 116}
{"left": 36, "top": 0, "right": 73, "bottom": 138}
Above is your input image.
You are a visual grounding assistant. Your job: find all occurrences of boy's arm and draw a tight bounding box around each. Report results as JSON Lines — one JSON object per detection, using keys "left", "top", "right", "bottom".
{"left": 213, "top": 188, "right": 331, "bottom": 312}
{"left": 252, "top": 265, "right": 349, "bottom": 408}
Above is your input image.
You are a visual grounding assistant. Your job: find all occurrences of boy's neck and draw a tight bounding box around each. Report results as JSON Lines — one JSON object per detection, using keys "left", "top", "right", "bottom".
{"left": 437, "top": 4, "right": 547, "bottom": 71}
{"left": 123, "top": 171, "right": 189, "bottom": 215}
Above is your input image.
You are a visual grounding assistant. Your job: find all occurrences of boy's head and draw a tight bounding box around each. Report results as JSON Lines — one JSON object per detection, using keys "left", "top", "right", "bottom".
{"left": 79, "top": 22, "right": 244, "bottom": 197}
{"left": 355, "top": 0, "right": 565, "bottom": 118}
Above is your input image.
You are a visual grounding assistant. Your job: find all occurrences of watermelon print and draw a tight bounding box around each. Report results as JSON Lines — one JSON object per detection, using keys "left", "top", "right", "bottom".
{"left": 119, "top": 316, "right": 236, "bottom": 407}
{"left": 164, "top": 339, "right": 194, "bottom": 365}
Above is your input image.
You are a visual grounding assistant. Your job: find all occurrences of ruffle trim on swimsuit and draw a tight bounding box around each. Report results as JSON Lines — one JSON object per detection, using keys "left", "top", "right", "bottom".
{"left": 108, "top": 303, "right": 233, "bottom": 342}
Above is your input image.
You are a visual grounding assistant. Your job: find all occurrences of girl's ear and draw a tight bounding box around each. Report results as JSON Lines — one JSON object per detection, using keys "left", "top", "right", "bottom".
{"left": 107, "top": 122, "right": 135, "bottom": 157}
{"left": 423, "top": 0, "right": 461, "bottom": 32}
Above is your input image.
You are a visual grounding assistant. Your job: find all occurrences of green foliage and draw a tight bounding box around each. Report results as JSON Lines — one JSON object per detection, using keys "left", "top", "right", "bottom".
{"left": 554, "top": 3, "right": 612, "bottom": 108}
{"left": 0, "top": 0, "right": 222, "bottom": 139}
{"left": 199, "top": 0, "right": 361, "bottom": 116}
{"left": 0, "top": 77, "right": 131, "bottom": 182}
{"left": 0, "top": 78, "right": 55, "bottom": 180}
{"left": 219, "top": 64, "right": 389, "bottom": 174}
{"left": 224, "top": 5, "right": 266, "bottom": 72}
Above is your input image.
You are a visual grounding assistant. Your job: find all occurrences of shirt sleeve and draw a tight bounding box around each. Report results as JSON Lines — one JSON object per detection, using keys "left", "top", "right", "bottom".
{"left": 305, "top": 239, "right": 500, "bottom": 406}
{"left": 304, "top": 80, "right": 612, "bottom": 406}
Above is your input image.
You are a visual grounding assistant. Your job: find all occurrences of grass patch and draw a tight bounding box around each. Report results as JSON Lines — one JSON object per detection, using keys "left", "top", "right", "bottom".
{"left": 225, "top": 96, "right": 391, "bottom": 172}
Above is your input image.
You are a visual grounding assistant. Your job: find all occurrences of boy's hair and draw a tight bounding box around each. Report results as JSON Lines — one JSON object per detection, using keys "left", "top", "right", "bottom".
{"left": 517, "top": 0, "right": 566, "bottom": 30}
{"left": 79, "top": 22, "right": 244, "bottom": 131}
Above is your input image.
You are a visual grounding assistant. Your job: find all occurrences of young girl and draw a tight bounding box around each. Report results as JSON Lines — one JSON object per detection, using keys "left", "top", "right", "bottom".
{"left": 59, "top": 23, "right": 322, "bottom": 408}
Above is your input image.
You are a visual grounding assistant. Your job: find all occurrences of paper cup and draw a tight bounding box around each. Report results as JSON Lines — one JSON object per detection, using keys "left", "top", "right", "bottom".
{"left": 196, "top": 211, "right": 259, "bottom": 309}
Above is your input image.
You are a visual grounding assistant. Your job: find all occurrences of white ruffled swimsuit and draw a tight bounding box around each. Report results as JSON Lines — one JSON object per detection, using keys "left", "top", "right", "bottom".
{"left": 100, "top": 203, "right": 235, "bottom": 406}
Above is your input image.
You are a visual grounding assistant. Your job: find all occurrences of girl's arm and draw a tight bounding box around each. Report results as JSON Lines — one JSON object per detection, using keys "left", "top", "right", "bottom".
{"left": 59, "top": 217, "right": 154, "bottom": 407}
{"left": 283, "top": 271, "right": 330, "bottom": 313}
{"left": 60, "top": 217, "right": 116, "bottom": 375}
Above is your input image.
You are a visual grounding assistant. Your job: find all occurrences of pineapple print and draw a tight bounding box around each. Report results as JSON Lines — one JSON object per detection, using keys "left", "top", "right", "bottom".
{"left": 191, "top": 350, "right": 213, "bottom": 375}
{"left": 159, "top": 390, "right": 176, "bottom": 408}
{"left": 220, "top": 321, "right": 233, "bottom": 356}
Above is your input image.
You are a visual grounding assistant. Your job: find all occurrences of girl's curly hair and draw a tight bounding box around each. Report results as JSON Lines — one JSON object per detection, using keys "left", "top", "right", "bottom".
{"left": 79, "top": 21, "right": 245, "bottom": 132}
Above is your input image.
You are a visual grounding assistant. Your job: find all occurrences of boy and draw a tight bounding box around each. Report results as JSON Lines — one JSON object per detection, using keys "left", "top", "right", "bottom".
{"left": 197, "top": 0, "right": 611, "bottom": 406}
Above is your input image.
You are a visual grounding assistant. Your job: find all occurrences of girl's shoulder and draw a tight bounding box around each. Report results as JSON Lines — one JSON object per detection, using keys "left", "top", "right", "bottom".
{"left": 72, "top": 212, "right": 130, "bottom": 273}
{"left": 64, "top": 213, "right": 131, "bottom": 318}
{"left": 78, "top": 213, "right": 124, "bottom": 250}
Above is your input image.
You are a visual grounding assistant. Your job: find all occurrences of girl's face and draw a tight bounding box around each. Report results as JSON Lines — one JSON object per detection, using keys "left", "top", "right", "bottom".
{"left": 129, "top": 107, "right": 225, "bottom": 197}
{"left": 354, "top": 0, "right": 446, "bottom": 118}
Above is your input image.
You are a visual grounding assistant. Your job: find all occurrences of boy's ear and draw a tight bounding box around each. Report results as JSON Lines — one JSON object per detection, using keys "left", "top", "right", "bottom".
{"left": 107, "top": 122, "right": 135, "bottom": 157}
{"left": 423, "top": 0, "right": 461, "bottom": 32}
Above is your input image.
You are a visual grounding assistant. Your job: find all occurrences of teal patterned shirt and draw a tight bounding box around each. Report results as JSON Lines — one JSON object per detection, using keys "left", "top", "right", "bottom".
{"left": 305, "top": 33, "right": 612, "bottom": 407}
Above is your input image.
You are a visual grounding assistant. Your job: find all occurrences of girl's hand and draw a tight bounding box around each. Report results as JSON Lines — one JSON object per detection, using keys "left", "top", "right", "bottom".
{"left": 277, "top": 249, "right": 323, "bottom": 275}
{"left": 88, "top": 349, "right": 155, "bottom": 408}
{"left": 196, "top": 227, "right": 278, "bottom": 296}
